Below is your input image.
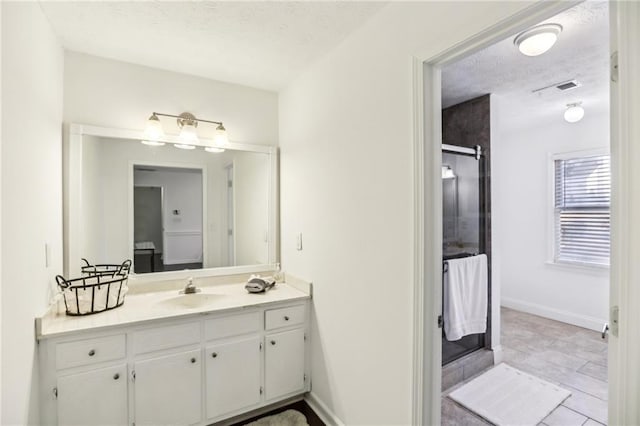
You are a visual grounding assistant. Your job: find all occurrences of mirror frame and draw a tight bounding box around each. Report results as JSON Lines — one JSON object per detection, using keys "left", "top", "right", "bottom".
{"left": 65, "top": 123, "right": 279, "bottom": 282}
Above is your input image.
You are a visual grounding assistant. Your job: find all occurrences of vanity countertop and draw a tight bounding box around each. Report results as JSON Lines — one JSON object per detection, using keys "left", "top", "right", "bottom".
{"left": 36, "top": 281, "right": 310, "bottom": 340}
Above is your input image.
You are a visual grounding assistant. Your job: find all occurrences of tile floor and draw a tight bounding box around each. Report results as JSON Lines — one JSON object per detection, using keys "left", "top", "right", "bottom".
{"left": 442, "top": 307, "right": 608, "bottom": 425}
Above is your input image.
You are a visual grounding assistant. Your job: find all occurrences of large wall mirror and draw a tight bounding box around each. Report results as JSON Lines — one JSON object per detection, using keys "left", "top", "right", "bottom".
{"left": 65, "top": 124, "right": 278, "bottom": 280}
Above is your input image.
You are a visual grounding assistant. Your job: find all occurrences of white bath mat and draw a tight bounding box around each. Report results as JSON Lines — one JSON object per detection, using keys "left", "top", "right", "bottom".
{"left": 449, "top": 363, "right": 571, "bottom": 426}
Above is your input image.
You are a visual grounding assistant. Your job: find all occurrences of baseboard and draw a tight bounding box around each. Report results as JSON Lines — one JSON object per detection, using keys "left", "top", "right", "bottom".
{"left": 501, "top": 297, "right": 606, "bottom": 331}
{"left": 304, "top": 392, "right": 344, "bottom": 426}
{"left": 492, "top": 345, "right": 504, "bottom": 364}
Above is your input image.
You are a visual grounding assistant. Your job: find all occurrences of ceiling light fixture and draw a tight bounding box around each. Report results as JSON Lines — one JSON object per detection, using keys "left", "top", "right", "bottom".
{"left": 564, "top": 102, "right": 585, "bottom": 123}
{"left": 514, "top": 23, "right": 563, "bottom": 57}
{"left": 142, "top": 111, "right": 229, "bottom": 152}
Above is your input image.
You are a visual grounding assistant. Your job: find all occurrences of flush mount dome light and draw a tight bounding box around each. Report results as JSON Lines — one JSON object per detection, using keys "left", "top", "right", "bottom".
{"left": 514, "top": 23, "right": 563, "bottom": 57}
{"left": 564, "top": 102, "right": 585, "bottom": 123}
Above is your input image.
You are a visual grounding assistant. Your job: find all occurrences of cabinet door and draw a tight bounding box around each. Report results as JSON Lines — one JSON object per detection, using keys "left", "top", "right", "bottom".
{"left": 265, "top": 329, "right": 305, "bottom": 400}
{"left": 205, "top": 336, "right": 261, "bottom": 419}
{"left": 134, "top": 349, "right": 202, "bottom": 426}
{"left": 57, "top": 364, "right": 127, "bottom": 426}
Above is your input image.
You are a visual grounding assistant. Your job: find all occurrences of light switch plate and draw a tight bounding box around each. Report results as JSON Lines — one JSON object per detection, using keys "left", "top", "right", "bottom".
{"left": 296, "top": 233, "right": 303, "bottom": 251}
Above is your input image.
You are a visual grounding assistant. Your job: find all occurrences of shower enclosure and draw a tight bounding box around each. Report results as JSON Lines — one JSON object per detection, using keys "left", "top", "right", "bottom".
{"left": 442, "top": 144, "right": 490, "bottom": 365}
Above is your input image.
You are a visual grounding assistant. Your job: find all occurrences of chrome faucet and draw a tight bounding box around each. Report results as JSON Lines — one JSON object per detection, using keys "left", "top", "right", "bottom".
{"left": 180, "top": 277, "right": 200, "bottom": 295}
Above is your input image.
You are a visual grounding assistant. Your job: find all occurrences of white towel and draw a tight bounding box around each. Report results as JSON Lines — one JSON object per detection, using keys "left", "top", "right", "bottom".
{"left": 444, "top": 254, "right": 488, "bottom": 341}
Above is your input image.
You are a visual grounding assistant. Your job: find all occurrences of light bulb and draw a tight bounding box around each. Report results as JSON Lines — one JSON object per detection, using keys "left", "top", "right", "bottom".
{"left": 179, "top": 123, "right": 199, "bottom": 145}
{"left": 144, "top": 114, "right": 165, "bottom": 141}
{"left": 214, "top": 124, "right": 228, "bottom": 147}
{"left": 564, "top": 104, "right": 585, "bottom": 123}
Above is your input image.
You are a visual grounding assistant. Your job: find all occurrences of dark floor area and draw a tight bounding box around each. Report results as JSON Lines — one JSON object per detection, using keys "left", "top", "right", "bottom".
{"left": 228, "top": 400, "right": 324, "bottom": 426}
{"left": 134, "top": 253, "right": 202, "bottom": 273}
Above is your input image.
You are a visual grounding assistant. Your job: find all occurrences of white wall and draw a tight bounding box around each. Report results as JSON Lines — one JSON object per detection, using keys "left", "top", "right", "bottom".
{"left": 135, "top": 168, "right": 204, "bottom": 264}
{"left": 278, "top": 2, "right": 533, "bottom": 424}
{"left": 64, "top": 51, "right": 279, "bottom": 146}
{"left": 494, "top": 100, "right": 610, "bottom": 330}
{"left": 1, "top": 3, "right": 64, "bottom": 424}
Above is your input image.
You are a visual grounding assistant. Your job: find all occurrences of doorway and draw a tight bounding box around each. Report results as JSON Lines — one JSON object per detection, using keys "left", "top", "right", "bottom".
{"left": 438, "top": 2, "right": 610, "bottom": 424}
{"left": 133, "top": 186, "right": 164, "bottom": 272}
{"left": 412, "top": 2, "right": 640, "bottom": 425}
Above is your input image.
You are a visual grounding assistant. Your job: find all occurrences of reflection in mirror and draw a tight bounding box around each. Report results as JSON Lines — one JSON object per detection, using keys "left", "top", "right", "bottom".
{"left": 80, "top": 135, "right": 271, "bottom": 274}
{"left": 442, "top": 152, "right": 480, "bottom": 257}
{"left": 134, "top": 166, "right": 203, "bottom": 273}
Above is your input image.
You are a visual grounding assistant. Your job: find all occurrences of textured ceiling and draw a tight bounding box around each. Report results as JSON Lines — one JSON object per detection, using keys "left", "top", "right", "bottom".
{"left": 39, "top": 1, "right": 385, "bottom": 91}
{"left": 442, "top": 1, "right": 609, "bottom": 122}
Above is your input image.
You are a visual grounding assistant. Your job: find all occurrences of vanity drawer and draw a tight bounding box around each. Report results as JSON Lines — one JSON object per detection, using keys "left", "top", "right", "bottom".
{"left": 205, "top": 311, "right": 261, "bottom": 341}
{"left": 265, "top": 305, "right": 306, "bottom": 330}
{"left": 133, "top": 322, "right": 200, "bottom": 355}
{"left": 56, "top": 334, "right": 125, "bottom": 370}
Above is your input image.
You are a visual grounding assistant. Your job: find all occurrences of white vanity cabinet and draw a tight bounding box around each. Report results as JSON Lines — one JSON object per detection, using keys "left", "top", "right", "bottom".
{"left": 39, "top": 299, "right": 310, "bottom": 426}
{"left": 57, "top": 363, "right": 128, "bottom": 426}
{"left": 205, "top": 336, "right": 262, "bottom": 419}
{"left": 265, "top": 328, "right": 306, "bottom": 400}
{"left": 264, "top": 304, "right": 307, "bottom": 400}
{"left": 134, "top": 349, "right": 202, "bottom": 426}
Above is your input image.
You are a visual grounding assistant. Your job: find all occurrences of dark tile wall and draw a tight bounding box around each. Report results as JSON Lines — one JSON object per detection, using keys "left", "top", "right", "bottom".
{"left": 442, "top": 94, "right": 491, "bottom": 151}
{"left": 442, "top": 94, "right": 493, "bottom": 350}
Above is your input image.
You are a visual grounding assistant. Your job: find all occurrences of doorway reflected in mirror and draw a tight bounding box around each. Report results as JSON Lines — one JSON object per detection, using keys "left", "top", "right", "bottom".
{"left": 133, "top": 166, "right": 204, "bottom": 273}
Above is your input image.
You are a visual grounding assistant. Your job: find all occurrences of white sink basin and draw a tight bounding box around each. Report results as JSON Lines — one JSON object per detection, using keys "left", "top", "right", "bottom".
{"left": 157, "top": 293, "right": 224, "bottom": 310}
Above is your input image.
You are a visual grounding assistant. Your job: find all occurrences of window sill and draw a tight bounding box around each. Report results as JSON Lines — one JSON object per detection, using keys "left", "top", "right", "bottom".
{"left": 545, "top": 260, "right": 610, "bottom": 273}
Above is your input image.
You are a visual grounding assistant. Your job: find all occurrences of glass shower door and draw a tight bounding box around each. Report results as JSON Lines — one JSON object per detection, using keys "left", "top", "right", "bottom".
{"left": 442, "top": 150, "right": 487, "bottom": 365}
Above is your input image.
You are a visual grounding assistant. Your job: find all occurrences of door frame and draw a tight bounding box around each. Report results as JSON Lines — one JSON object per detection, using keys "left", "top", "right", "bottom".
{"left": 411, "top": 1, "right": 640, "bottom": 424}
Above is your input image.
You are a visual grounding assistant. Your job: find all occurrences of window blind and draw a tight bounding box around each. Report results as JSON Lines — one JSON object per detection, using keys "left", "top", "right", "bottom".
{"left": 554, "top": 155, "right": 610, "bottom": 266}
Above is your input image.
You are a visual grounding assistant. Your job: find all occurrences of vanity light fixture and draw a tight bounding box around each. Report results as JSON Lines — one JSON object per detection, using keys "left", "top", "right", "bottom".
{"left": 142, "top": 111, "right": 229, "bottom": 152}
{"left": 514, "top": 23, "right": 563, "bottom": 57}
{"left": 442, "top": 165, "right": 456, "bottom": 179}
{"left": 564, "top": 102, "right": 585, "bottom": 123}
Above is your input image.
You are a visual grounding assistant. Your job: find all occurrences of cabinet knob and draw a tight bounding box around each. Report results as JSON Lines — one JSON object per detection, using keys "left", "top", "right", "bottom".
{"left": 284, "top": 316, "right": 290, "bottom": 321}
{"left": 88, "top": 349, "right": 96, "bottom": 357}
{"left": 113, "top": 373, "right": 120, "bottom": 380}
{"left": 211, "top": 352, "right": 218, "bottom": 358}
{"left": 190, "top": 357, "right": 197, "bottom": 363}
{"left": 270, "top": 340, "right": 276, "bottom": 345}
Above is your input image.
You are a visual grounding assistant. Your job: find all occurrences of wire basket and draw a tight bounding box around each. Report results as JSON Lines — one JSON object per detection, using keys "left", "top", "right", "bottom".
{"left": 81, "top": 258, "right": 132, "bottom": 277}
{"left": 56, "top": 267, "right": 130, "bottom": 316}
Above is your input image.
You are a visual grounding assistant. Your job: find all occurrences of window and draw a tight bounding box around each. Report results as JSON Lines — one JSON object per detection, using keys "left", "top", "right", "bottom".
{"left": 554, "top": 153, "right": 610, "bottom": 266}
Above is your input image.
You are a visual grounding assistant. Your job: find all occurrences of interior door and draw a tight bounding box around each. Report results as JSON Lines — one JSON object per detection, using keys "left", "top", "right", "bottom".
{"left": 607, "top": 3, "right": 640, "bottom": 424}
